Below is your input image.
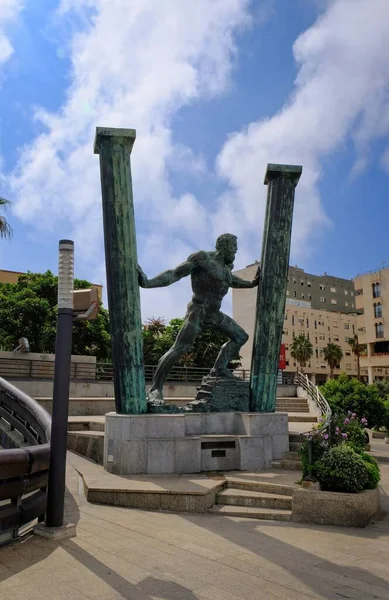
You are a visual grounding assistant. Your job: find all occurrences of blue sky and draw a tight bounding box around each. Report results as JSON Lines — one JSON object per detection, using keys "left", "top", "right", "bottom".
{"left": 0, "top": 0, "right": 389, "bottom": 320}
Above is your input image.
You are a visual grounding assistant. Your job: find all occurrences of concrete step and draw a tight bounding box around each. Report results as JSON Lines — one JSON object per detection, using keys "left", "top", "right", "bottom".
{"left": 216, "top": 488, "right": 292, "bottom": 510}
{"left": 288, "top": 415, "right": 317, "bottom": 423}
{"left": 289, "top": 433, "right": 305, "bottom": 443}
{"left": 271, "top": 459, "right": 302, "bottom": 471}
{"left": 67, "top": 430, "right": 104, "bottom": 464}
{"left": 276, "top": 407, "right": 309, "bottom": 413}
{"left": 225, "top": 478, "right": 294, "bottom": 497}
{"left": 289, "top": 442, "right": 303, "bottom": 452}
{"left": 68, "top": 421, "right": 105, "bottom": 432}
{"left": 283, "top": 451, "right": 300, "bottom": 461}
{"left": 208, "top": 505, "right": 292, "bottom": 521}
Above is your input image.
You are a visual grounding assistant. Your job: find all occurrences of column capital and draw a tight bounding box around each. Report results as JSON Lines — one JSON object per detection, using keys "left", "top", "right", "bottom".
{"left": 94, "top": 127, "right": 136, "bottom": 155}
{"left": 264, "top": 163, "right": 302, "bottom": 185}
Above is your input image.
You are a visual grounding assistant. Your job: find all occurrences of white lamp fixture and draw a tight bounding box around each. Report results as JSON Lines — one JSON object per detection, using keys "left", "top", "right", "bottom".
{"left": 57, "top": 240, "right": 74, "bottom": 309}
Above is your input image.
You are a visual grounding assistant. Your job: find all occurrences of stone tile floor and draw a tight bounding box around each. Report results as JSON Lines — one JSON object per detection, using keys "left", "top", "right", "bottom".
{"left": 0, "top": 440, "right": 388, "bottom": 600}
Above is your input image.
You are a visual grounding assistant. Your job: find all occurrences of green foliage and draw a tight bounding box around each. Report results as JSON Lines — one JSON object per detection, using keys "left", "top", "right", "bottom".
{"left": 142, "top": 317, "right": 241, "bottom": 369}
{"left": 316, "top": 445, "right": 369, "bottom": 493}
{"left": 320, "top": 373, "right": 386, "bottom": 428}
{"left": 360, "top": 453, "right": 381, "bottom": 489}
{"left": 329, "top": 412, "right": 367, "bottom": 451}
{"left": 323, "top": 343, "right": 343, "bottom": 377}
{"left": 0, "top": 271, "right": 111, "bottom": 359}
{"left": 290, "top": 334, "right": 313, "bottom": 372}
{"left": 375, "top": 379, "right": 389, "bottom": 400}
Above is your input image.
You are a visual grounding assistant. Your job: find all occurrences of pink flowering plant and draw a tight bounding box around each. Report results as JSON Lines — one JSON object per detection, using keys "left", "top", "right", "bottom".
{"left": 300, "top": 411, "right": 369, "bottom": 480}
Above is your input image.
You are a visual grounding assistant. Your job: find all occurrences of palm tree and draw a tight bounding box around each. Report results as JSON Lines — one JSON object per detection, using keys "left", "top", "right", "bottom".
{"left": 0, "top": 197, "right": 12, "bottom": 240}
{"left": 348, "top": 334, "right": 366, "bottom": 381}
{"left": 290, "top": 334, "right": 313, "bottom": 373}
{"left": 323, "top": 343, "right": 343, "bottom": 379}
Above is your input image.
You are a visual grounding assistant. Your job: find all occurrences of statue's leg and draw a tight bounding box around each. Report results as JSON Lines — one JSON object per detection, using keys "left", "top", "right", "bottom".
{"left": 210, "top": 313, "right": 248, "bottom": 378}
{"left": 149, "top": 318, "right": 200, "bottom": 402}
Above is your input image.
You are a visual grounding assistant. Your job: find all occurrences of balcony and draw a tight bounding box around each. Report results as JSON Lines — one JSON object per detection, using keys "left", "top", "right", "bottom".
{"left": 360, "top": 353, "right": 389, "bottom": 368}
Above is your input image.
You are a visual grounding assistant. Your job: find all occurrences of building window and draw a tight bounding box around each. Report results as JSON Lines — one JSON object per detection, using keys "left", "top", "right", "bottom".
{"left": 351, "top": 291, "right": 354, "bottom": 297}
{"left": 292, "top": 331, "right": 295, "bottom": 338}
{"left": 282, "top": 330, "right": 288, "bottom": 335}
{"left": 293, "top": 278, "right": 296, "bottom": 284}
{"left": 301, "top": 293, "right": 305, "bottom": 299}
{"left": 307, "top": 281, "right": 311, "bottom": 287}
{"left": 345, "top": 336, "right": 349, "bottom": 342}
{"left": 376, "top": 323, "right": 384, "bottom": 339}
{"left": 308, "top": 294, "right": 312, "bottom": 300}
{"left": 319, "top": 334, "right": 325, "bottom": 340}
{"left": 333, "top": 322, "right": 338, "bottom": 328}
{"left": 320, "top": 297, "right": 326, "bottom": 303}
{"left": 374, "top": 303, "right": 382, "bottom": 318}
{"left": 356, "top": 289, "right": 363, "bottom": 296}
{"left": 352, "top": 303, "right": 354, "bottom": 308}
{"left": 334, "top": 336, "right": 339, "bottom": 342}
{"left": 373, "top": 282, "right": 381, "bottom": 298}
{"left": 344, "top": 323, "right": 350, "bottom": 330}
{"left": 292, "top": 315, "right": 295, "bottom": 325}
{"left": 301, "top": 280, "right": 304, "bottom": 286}
{"left": 293, "top": 291, "right": 297, "bottom": 297}
{"left": 345, "top": 301, "right": 349, "bottom": 307}
{"left": 315, "top": 349, "right": 318, "bottom": 358}
{"left": 331, "top": 287, "right": 336, "bottom": 293}
{"left": 284, "top": 314, "right": 288, "bottom": 320}
{"left": 344, "top": 290, "right": 348, "bottom": 295}
{"left": 286, "top": 290, "right": 290, "bottom": 296}
{"left": 306, "top": 319, "right": 309, "bottom": 327}
{"left": 318, "top": 321, "right": 324, "bottom": 326}
{"left": 346, "top": 364, "right": 352, "bottom": 370}
{"left": 331, "top": 299, "right": 337, "bottom": 305}
{"left": 320, "top": 284, "right": 326, "bottom": 291}
{"left": 315, "top": 337, "right": 318, "bottom": 344}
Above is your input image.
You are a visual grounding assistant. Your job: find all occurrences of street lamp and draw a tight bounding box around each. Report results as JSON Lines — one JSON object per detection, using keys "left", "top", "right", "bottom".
{"left": 46, "top": 240, "right": 75, "bottom": 530}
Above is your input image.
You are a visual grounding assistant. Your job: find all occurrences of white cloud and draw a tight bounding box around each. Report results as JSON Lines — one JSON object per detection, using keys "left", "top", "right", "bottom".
{"left": 9, "top": 0, "right": 250, "bottom": 320}
{"left": 0, "top": 0, "right": 23, "bottom": 65}
{"left": 216, "top": 0, "right": 389, "bottom": 261}
{"left": 7, "top": 0, "right": 389, "bottom": 324}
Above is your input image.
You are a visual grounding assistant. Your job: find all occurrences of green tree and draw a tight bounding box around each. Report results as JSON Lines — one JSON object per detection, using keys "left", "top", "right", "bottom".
{"left": 323, "top": 342, "right": 343, "bottom": 378}
{"left": 0, "top": 197, "right": 12, "bottom": 240}
{"left": 0, "top": 271, "right": 111, "bottom": 359}
{"left": 320, "top": 373, "right": 386, "bottom": 429}
{"left": 142, "top": 317, "right": 241, "bottom": 370}
{"left": 347, "top": 334, "right": 366, "bottom": 381}
{"left": 290, "top": 334, "right": 313, "bottom": 373}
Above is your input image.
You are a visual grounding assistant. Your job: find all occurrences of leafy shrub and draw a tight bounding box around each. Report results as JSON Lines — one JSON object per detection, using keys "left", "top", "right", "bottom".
{"left": 361, "top": 453, "right": 381, "bottom": 489}
{"left": 329, "top": 412, "right": 368, "bottom": 451}
{"left": 320, "top": 374, "right": 386, "bottom": 429}
{"left": 316, "top": 445, "right": 369, "bottom": 493}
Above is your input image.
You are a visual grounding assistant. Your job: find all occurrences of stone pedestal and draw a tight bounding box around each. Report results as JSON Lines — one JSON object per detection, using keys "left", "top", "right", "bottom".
{"left": 195, "top": 376, "right": 249, "bottom": 412}
{"left": 104, "top": 411, "right": 289, "bottom": 475}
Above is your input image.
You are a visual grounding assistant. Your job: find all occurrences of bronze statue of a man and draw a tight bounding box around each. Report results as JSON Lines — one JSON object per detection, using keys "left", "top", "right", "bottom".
{"left": 138, "top": 233, "right": 259, "bottom": 402}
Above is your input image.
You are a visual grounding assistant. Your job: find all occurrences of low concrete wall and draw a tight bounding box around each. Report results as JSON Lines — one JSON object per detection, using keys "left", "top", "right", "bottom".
{"left": 104, "top": 411, "right": 289, "bottom": 475}
{"left": 0, "top": 351, "right": 96, "bottom": 379}
{"left": 277, "top": 385, "right": 297, "bottom": 398}
{"left": 292, "top": 487, "right": 380, "bottom": 527}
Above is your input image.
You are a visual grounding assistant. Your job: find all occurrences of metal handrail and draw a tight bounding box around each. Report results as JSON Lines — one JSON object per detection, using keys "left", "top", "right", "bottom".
{"left": 0, "top": 377, "right": 51, "bottom": 546}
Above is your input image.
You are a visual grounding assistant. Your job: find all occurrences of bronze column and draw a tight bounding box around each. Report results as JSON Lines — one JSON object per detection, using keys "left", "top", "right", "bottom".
{"left": 250, "top": 163, "right": 302, "bottom": 412}
{"left": 94, "top": 127, "right": 146, "bottom": 414}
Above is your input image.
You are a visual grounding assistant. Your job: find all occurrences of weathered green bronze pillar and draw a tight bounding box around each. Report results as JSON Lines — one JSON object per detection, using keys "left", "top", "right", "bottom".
{"left": 250, "top": 163, "right": 302, "bottom": 413}
{"left": 94, "top": 127, "right": 146, "bottom": 414}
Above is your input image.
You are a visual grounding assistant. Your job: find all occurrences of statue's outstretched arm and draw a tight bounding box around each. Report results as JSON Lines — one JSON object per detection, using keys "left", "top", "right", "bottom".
{"left": 231, "top": 265, "right": 260, "bottom": 289}
{"left": 138, "top": 260, "right": 192, "bottom": 289}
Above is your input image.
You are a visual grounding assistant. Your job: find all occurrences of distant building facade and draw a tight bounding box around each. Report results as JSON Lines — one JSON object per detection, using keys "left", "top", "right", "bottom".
{"left": 354, "top": 266, "right": 389, "bottom": 383}
{"left": 233, "top": 263, "right": 363, "bottom": 384}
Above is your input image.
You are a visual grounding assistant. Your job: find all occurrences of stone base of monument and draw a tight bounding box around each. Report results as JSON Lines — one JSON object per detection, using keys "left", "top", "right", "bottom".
{"left": 195, "top": 376, "right": 249, "bottom": 411}
{"left": 104, "top": 411, "right": 288, "bottom": 475}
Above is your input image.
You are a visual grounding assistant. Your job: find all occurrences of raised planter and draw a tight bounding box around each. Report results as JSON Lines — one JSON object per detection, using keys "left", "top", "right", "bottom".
{"left": 292, "top": 487, "right": 380, "bottom": 527}
{"left": 372, "top": 430, "right": 387, "bottom": 439}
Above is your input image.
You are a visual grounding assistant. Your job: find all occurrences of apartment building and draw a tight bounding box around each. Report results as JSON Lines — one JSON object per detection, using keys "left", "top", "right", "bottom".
{"left": 233, "top": 263, "right": 361, "bottom": 383}
{"left": 354, "top": 266, "right": 389, "bottom": 383}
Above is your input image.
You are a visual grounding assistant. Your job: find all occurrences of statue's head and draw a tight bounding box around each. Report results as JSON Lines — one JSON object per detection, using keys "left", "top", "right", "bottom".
{"left": 215, "top": 233, "right": 237, "bottom": 265}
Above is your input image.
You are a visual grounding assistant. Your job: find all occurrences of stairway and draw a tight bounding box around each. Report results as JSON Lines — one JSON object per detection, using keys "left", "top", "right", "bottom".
{"left": 67, "top": 419, "right": 104, "bottom": 464}
{"left": 275, "top": 397, "right": 309, "bottom": 413}
{"left": 271, "top": 433, "right": 304, "bottom": 471}
{"left": 208, "top": 478, "right": 294, "bottom": 521}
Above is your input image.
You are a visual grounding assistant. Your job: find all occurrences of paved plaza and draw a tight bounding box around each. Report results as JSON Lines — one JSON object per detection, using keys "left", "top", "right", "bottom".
{"left": 0, "top": 439, "right": 388, "bottom": 600}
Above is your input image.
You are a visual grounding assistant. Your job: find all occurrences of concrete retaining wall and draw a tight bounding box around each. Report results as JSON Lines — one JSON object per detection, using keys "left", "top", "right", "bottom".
{"left": 292, "top": 487, "right": 380, "bottom": 527}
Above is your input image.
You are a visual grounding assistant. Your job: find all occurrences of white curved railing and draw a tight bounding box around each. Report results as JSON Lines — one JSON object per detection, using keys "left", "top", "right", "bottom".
{"left": 295, "top": 372, "right": 331, "bottom": 429}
